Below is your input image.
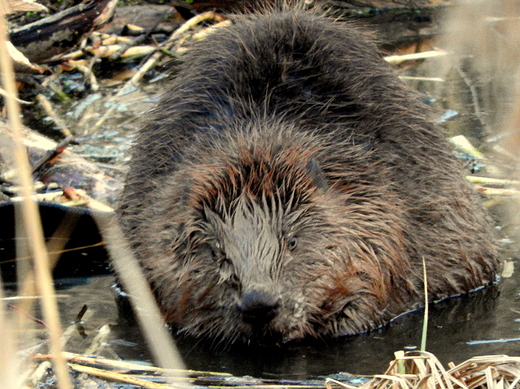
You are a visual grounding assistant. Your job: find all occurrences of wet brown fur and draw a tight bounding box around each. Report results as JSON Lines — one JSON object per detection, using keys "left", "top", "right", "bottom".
{"left": 118, "top": 7, "right": 498, "bottom": 345}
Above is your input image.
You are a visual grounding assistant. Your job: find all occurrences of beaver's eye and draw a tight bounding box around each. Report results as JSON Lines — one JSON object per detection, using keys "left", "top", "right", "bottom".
{"left": 209, "top": 244, "right": 219, "bottom": 260}
{"left": 287, "top": 236, "right": 298, "bottom": 251}
{"left": 210, "top": 243, "right": 225, "bottom": 261}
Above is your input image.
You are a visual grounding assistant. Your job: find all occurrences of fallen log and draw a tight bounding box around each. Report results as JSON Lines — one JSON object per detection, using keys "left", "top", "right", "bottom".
{"left": 9, "top": 0, "right": 117, "bottom": 63}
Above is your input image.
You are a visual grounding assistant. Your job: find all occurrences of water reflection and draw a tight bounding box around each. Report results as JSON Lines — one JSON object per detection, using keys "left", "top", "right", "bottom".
{"left": 106, "top": 275, "right": 515, "bottom": 377}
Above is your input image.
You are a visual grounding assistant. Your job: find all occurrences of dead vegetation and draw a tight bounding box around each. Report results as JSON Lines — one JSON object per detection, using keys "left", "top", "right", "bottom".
{"left": 25, "top": 350, "right": 520, "bottom": 389}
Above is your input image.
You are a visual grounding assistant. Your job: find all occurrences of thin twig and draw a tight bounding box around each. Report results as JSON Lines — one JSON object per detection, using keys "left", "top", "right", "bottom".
{"left": 384, "top": 50, "right": 449, "bottom": 65}
{"left": 36, "top": 94, "right": 73, "bottom": 137}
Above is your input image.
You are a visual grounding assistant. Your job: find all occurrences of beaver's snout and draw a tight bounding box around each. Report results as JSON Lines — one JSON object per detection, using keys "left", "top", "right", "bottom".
{"left": 238, "top": 289, "right": 281, "bottom": 325}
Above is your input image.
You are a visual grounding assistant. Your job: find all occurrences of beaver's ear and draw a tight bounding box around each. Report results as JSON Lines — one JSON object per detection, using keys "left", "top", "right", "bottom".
{"left": 203, "top": 205, "right": 227, "bottom": 230}
{"left": 307, "top": 159, "right": 329, "bottom": 191}
{"left": 203, "top": 205, "right": 220, "bottom": 224}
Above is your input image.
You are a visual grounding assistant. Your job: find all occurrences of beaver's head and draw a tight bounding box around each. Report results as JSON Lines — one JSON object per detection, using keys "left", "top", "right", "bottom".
{"left": 138, "top": 123, "right": 414, "bottom": 346}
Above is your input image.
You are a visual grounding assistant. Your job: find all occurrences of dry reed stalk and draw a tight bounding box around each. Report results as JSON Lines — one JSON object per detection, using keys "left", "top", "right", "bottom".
{"left": 89, "top": 201, "right": 187, "bottom": 386}
{"left": 35, "top": 351, "right": 232, "bottom": 377}
{"left": 0, "top": 7, "right": 73, "bottom": 389}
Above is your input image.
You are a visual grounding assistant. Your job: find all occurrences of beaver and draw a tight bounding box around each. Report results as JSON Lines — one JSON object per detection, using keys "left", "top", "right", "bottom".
{"left": 117, "top": 8, "right": 498, "bottom": 345}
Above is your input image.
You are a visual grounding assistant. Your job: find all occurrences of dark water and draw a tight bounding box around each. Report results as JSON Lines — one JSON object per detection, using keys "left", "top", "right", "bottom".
{"left": 3, "top": 56, "right": 520, "bottom": 380}
{"left": 50, "top": 272, "right": 517, "bottom": 378}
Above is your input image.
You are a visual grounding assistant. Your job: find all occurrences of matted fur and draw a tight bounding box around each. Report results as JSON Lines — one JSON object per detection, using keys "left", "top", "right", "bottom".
{"left": 118, "top": 8, "right": 497, "bottom": 345}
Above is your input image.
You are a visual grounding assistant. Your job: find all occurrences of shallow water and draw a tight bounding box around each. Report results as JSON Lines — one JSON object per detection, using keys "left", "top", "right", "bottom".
{"left": 55, "top": 267, "right": 519, "bottom": 378}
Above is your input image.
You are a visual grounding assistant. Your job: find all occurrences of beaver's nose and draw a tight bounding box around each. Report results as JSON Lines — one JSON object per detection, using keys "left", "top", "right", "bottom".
{"left": 238, "top": 290, "right": 280, "bottom": 324}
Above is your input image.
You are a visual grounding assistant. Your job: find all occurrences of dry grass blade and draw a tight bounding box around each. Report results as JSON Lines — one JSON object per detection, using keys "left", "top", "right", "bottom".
{"left": 372, "top": 374, "right": 416, "bottom": 389}
{"left": 348, "top": 351, "right": 517, "bottom": 389}
{"left": 34, "top": 351, "right": 232, "bottom": 377}
{"left": 326, "top": 377, "right": 359, "bottom": 389}
{"left": 447, "top": 355, "right": 520, "bottom": 389}
{"left": 69, "top": 364, "right": 173, "bottom": 389}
